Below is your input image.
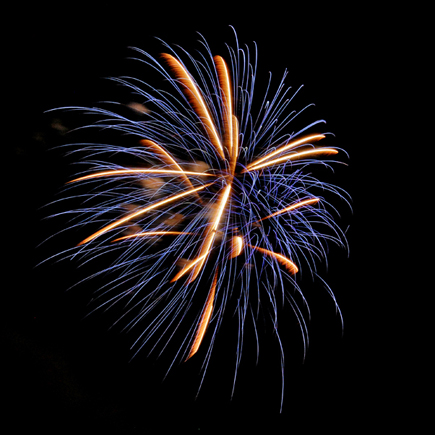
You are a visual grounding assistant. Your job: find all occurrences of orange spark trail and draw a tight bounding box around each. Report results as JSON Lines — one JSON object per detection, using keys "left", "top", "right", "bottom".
{"left": 173, "top": 183, "right": 232, "bottom": 283}
{"left": 185, "top": 269, "right": 218, "bottom": 361}
{"left": 230, "top": 115, "right": 239, "bottom": 175}
{"left": 170, "top": 253, "right": 208, "bottom": 283}
{"left": 188, "top": 183, "right": 232, "bottom": 282}
{"left": 77, "top": 183, "right": 213, "bottom": 246}
{"left": 112, "top": 231, "right": 192, "bottom": 243}
{"left": 229, "top": 235, "right": 243, "bottom": 259}
{"left": 244, "top": 148, "right": 338, "bottom": 173}
{"left": 214, "top": 55, "right": 233, "bottom": 160}
{"left": 140, "top": 139, "right": 183, "bottom": 171}
{"left": 256, "top": 198, "right": 320, "bottom": 222}
{"left": 161, "top": 53, "right": 225, "bottom": 159}
{"left": 140, "top": 139, "right": 206, "bottom": 202}
{"left": 248, "top": 244, "right": 298, "bottom": 275}
{"left": 68, "top": 168, "right": 214, "bottom": 184}
{"left": 245, "top": 134, "right": 325, "bottom": 171}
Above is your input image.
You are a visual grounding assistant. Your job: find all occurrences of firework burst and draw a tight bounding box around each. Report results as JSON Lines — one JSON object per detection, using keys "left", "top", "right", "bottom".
{"left": 48, "top": 28, "right": 350, "bottom": 410}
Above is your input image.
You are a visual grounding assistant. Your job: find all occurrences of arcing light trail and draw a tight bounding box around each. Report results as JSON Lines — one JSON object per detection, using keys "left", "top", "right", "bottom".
{"left": 77, "top": 183, "right": 214, "bottom": 246}
{"left": 54, "top": 29, "right": 349, "bottom": 411}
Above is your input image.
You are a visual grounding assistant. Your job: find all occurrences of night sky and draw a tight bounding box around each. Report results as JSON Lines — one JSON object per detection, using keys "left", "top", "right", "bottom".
{"left": 6, "top": 3, "right": 399, "bottom": 433}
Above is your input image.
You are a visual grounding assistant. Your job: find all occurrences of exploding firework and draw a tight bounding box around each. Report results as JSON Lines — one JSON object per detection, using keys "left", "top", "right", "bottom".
{"left": 48, "top": 28, "right": 350, "bottom": 410}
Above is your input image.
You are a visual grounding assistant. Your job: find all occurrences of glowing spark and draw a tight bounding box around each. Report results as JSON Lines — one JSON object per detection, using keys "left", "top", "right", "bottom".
{"left": 257, "top": 198, "right": 320, "bottom": 222}
{"left": 229, "top": 235, "right": 243, "bottom": 259}
{"left": 175, "top": 183, "right": 232, "bottom": 283}
{"left": 214, "top": 55, "right": 233, "bottom": 159}
{"left": 230, "top": 115, "right": 239, "bottom": 175}
{"left": 140, "top": 139, "right": 207, "bottom": 202}
{"left": 161, "top": 53, "right": 225, "bottom": 159}
{"left": 185, "top": 269, "right": 218, "bottom": 361}
{"left": 68, "top": 168, "right": 214, "bottom": 184}
{"left": 245, "top": 133, "right": 325, "bottom": 170}
{"left": 77, "top": 183, "right": 213, "bottom": 246}
{"left": 244, "top": 148, "right": 338, "bottom": 172}
{"left": 248, "top": 244, "right": 298, "bottom": 275}
{"left": 112, "top": 231, "right": 192, "bottom": 243}
{"left": 170, "top": 253, "right": 208, "bottom": 283}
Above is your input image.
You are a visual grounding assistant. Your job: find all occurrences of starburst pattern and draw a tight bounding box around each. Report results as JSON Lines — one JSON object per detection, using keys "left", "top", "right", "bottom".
{"left": 49, "top": 28, "right": 350, "bottom": 410}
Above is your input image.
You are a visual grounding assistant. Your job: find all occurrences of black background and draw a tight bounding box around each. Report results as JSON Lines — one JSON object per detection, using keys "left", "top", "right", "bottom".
{"left": 6, "top": 2, "right": 407, "bottom": 433}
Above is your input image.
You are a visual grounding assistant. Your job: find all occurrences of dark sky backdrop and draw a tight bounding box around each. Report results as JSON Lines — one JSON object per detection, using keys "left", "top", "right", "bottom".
{"left": 6, "top": 3, "right": 397, "bottom": 433}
